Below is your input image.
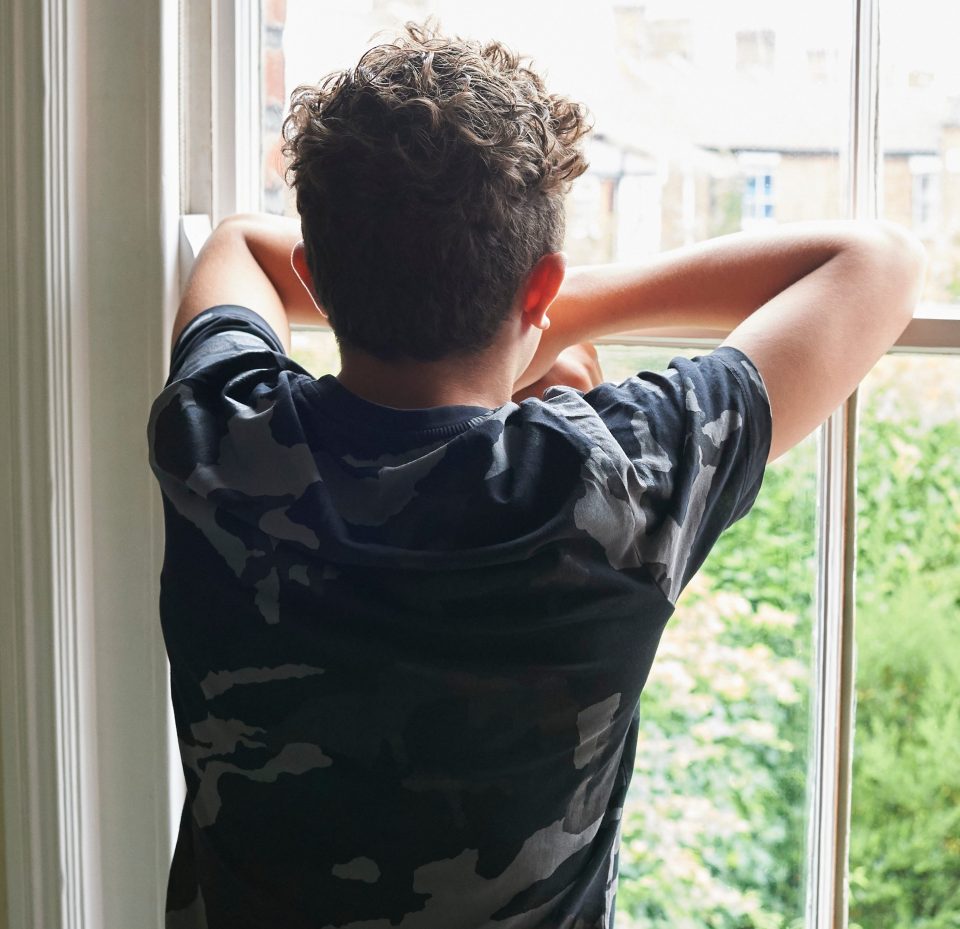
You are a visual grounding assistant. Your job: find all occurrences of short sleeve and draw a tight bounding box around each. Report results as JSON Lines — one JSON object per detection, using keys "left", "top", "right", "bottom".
{"left": 573, "top": 346, "right": 772, "bottom": 604}
{"left": 167, "top": 305, "right": 287, "bottom": 384}
{"left": 150, "top": 304, "right": 315, "bottom": 500}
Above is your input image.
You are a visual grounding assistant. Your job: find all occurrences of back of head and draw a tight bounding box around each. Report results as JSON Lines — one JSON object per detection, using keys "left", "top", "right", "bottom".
{"left": 282, "top": 21, "right": 591, "bottom": 361}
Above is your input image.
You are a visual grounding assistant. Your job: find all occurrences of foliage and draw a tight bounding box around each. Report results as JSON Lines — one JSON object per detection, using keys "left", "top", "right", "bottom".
{"left": 616, "top": 356, "right": 960, "bottom": 929}
{"left": 618, "top": 580, "right": 808, "bottom": 929}
{"left": 848, "top": 577, "right": 960, "bottom": 929}
{"left": 848, "top": 360, "right": 960, "bottom": 929}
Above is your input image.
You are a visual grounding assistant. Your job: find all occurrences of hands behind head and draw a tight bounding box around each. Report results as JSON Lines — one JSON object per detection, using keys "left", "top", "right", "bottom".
{"left": 511, "top": 343, "right": 603, "bottom": 402}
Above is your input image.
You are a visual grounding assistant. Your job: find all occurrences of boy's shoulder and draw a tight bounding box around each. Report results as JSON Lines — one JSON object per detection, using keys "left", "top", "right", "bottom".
{"left": 150, "top": 305, "right": 771, "bottom": 607}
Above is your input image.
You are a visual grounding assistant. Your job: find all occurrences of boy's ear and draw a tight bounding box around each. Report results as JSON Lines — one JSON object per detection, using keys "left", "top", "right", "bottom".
{"left": 291, "top": 241, "right": 329, "bottom": 318}
{"left": 520, "top": 252, "right": 567, "bottom": 330}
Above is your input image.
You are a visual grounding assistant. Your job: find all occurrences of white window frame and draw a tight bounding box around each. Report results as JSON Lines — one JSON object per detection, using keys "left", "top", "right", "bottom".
{"left": 181, "top": 0, "right": 262, "bottom": 223}
{"left": 3, "top": 1, "right": 959, "bottom": 928}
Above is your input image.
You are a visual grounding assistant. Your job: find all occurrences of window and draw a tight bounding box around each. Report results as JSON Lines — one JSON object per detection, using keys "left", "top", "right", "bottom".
{"left": 743, "top": 170, "right": 776, "bottom": 221}
{"left": 739, "top": 153, "right": 781, "bottom": 229}
{"left": 166, "top": 0, "right": 960, "bottom": 927}
{"left": 909, "top": 156, "right": 941, "bottom": 238}
{"left": 807, "top": 48, "right": 839, "bottom": 85}
{"left": 736, "top": 29, "right": 776, "bottom": 72}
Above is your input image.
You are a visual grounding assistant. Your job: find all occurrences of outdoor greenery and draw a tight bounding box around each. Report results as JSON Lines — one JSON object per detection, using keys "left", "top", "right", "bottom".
{"left": 609, "top": 353, "right": 960, "bottom": 929}
{"left": 615, "top": 425, "right": 815, "bottom": 929}
{"left": 848, "top": 358, "right": 960, "bottom": 929}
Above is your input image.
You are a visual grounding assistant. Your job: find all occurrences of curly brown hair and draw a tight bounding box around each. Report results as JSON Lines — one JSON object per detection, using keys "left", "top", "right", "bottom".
{"left": 282, "top": 21, "right": 591, "bottom": 361}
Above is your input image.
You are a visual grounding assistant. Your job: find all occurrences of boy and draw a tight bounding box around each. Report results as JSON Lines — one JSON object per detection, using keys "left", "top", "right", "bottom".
{"left": 150, "top": 21, "right": 925, "bottom": 929}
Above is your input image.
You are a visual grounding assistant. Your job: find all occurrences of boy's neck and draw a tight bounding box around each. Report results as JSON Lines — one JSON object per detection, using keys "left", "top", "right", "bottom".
{"left": 336, "top": 347, "right": 519, "bottom": 411}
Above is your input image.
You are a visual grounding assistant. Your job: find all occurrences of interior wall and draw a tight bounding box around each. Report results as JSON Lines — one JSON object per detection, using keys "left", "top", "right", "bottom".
{"left": 0, "top": 0, "right": 177, "bottom": 924}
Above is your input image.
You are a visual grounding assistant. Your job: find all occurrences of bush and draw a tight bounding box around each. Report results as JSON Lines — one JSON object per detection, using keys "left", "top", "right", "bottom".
{"left": 618, "top": 579, "right": 808, "bottom": 929}
{"left": 848, "top": 361, "right": 960, "bottom": 929}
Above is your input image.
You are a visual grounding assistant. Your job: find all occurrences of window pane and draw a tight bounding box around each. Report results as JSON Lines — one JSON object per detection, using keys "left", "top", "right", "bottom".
{"left": 881, "top": 1, "right": 960, "bottom": 310}
{"left": 271, "top": 3, "right": 847, "bottom": 925}
{"left": 850, "top": 354, "right": 960, "bottom": 929}
{"left": 262, "top": 0, "right": 852, "bottom": 254}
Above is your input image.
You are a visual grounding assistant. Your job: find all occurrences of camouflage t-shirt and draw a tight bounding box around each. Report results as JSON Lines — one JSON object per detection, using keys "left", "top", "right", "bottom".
{"left": 149, "top": 305, "right": 771, "bottom": 929}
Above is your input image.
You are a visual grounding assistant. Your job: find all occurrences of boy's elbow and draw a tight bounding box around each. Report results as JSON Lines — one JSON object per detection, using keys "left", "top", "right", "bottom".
{"left": 882, "top": 221, "right": 926, "bottom": 324}
{"left": 875, "top": 219, "right": 926, "bottom": 270}
{"left": 852, "top": 220, "right": 927, "bottom": 325}
{"left": 875, "top": 218, "right": 925, "bottom": 272}
{"left": 217, "top": 212, "right": 259, "bottom": 229}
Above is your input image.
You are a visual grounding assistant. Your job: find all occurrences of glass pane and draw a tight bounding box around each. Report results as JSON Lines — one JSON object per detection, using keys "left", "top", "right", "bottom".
{"left": 850, "top": 354, "right": 960, "bottom": 929}
{"left": 261, "top": 0, "right": 852, "bottom": 257}
{"left": 268, "top": 2, "right": 847, "bottom": 924}
{"left": 881, "top": 1, "right": 960, "bottom": 311}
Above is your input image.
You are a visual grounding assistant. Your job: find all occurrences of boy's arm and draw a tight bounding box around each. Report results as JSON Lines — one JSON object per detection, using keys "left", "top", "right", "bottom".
{"left": 172, "top": 214, "right": 318, "bottom": 351}
{"left": 528, "top": 220, "right": 925, "bottom": 460}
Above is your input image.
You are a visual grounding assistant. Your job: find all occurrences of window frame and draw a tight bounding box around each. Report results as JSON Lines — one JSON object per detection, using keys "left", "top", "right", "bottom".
{"left": 6, "top": 0, "right": 959, "bottom": 927}
{"left": 181, "top": 3, "right": 960, "bottom": 929}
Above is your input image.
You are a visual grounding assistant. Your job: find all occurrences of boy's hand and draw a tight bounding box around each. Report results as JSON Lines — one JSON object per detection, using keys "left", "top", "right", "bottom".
{"left": 512, "top": 343, "right": 603, "bottom": 401}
